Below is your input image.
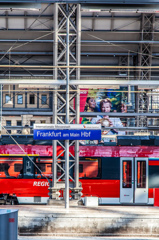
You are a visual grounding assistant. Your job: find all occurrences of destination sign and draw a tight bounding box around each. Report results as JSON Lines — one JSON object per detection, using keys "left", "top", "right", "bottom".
{"left": 34, "top": 124, "right": 101, "bottom": 130}
{"left": 33, "top": 129, "right": 101, "bottom": 140}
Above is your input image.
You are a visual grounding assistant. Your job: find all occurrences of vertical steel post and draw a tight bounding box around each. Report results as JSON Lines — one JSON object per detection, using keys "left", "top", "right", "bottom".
{"left": 75, "top": 4, "right": 81, "bottom": 190}
{"left": 65, "top": 3, "right": 70, "bottom": 209}
{"left": 52, "top": 3, "right": 58, "bottom": 192}
{"left": 53, "top": 87, "right": 57, "bottom": 188}
{"left": 0, "top": 85, "right": 2, "bottom": 131}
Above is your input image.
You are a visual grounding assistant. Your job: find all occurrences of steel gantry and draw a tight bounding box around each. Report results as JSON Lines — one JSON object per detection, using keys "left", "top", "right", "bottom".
{"left": 49, "top": 3, "right": 82, "bottom": 208}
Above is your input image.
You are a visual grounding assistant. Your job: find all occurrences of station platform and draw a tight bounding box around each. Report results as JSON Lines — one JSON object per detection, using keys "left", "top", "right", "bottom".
{"left": 1, "top": 203, "right": 159, "bottom": 237}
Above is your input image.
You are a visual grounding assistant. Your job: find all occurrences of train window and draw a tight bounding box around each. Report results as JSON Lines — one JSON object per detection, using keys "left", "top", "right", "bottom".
{"left": 79, "top": 158, "right": 101, "bottom": 179}
{"left": 0, "top": 163, "right": 17, "bottom": 178}
{"left": 35, "top": 163, "right": 52, "bottom": 178}
{"left": 102, "top": 157, "right": 120, "bottom": 180}
{"left": 122, "top": 161, "right": 132, "bottom": 188}
{"left": 79, "top": 164, "right": 83, "bottom": 173}
{"left": 0, "top": 158, "right": 23, "bottom": 178}
{"left": 36, "top": 164, "right": 46, "bottom": 173}
{"left": 137, "top": 161, "right": 146, "bottom": 188}
{"left": 14, "top": 163, "right": 23, "bottom": 172}
{"left": 149, "top": 165, "right": 159, "bottom": 188}
{"left": 23, "top": 157, "right": 35, "bottom": 179}
{"left": 0, "top": 163, "right": 5, "bottom": 172}
{"left": 35, "top": 157, "right": 53, "bottom": 178}
{"left": 35, "top": 164, "right": 45, "bottom": 178}
{"left": 0, "top": 163, "right": 10, "bottom": 178}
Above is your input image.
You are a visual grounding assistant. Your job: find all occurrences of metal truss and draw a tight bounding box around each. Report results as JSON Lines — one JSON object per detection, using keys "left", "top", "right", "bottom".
{"left": 138, "top": 14, "right": 154, "bottom": 81}
{"left": 119, "top": 56, "right": 128, "bottom": 76}
{"left": 136, "top": 90, "right": 149, "bottom": 127}
{"left": 49, "top": 3, "right": 82, "bottom": 206}
{"left": 137, "top": 14, "right": 155, "bottom": 128}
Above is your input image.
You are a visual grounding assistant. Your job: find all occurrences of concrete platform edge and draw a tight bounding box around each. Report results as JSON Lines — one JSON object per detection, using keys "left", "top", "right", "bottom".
{"left": 2, "top": 205, "right": 159, "bottom": 237}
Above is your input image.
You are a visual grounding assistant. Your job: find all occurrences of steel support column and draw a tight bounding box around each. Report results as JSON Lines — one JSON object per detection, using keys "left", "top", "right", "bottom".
{"left": 74, "top": 4, "right": 81, "bottom": 197}
{"left": 49, "top": 3, "right": 82, "bottom": 208}
{"left": 137, "top": 13, "right": 155, "bottom": 128}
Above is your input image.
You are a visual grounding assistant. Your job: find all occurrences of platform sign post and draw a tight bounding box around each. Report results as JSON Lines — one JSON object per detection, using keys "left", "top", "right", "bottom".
{"left": 33, "top": 124, "right": 101, "bottom": 208}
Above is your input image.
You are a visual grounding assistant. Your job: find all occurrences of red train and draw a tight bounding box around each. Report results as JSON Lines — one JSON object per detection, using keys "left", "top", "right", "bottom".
{"left": 0, "top": 138, "right": 159, "bottom": 205}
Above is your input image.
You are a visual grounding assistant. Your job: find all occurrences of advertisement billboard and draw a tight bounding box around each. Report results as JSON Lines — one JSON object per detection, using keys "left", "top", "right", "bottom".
{"left": 80, "top": 87, "right": 128, "bottom": 144}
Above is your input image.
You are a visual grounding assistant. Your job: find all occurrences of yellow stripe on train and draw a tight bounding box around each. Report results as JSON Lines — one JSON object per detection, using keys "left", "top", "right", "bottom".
{"left": 0, "top": 154, "right": 39, "bottom": 156}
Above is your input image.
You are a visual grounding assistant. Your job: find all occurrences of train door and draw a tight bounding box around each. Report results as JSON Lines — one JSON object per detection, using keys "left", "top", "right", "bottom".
{"left": 120, "top": 157, "right": 148, "bottom": 204}
{"left": 135, "top": 158, "right": 148, "bottom": 203}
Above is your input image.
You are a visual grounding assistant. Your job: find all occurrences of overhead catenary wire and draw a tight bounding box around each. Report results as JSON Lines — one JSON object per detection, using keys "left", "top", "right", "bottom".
{"left": 83, "top": 22, "right": 159, "bottom": 61}
{"left": 0, "top": 25, "right": 158, "bottom": 67}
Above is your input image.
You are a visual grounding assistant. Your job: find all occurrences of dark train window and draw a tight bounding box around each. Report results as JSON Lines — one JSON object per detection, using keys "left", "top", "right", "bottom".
{"left": 0, "top": 164, "right": 5, "bottom": 172}
{"left": 14, "top": 164, "right": 23, "bottom": 172}
{"left": 23, "top": 157, "right": 35, "bottom": 179}
{"left": 79, "top": 164, "right": 83, "bottom": 173}
{"left": 36, "top": 164, "right": 46, "bottom": 173}
{"left": 102, "top": 157, "right": 120, "bottom": 180}
{"left": 35, "top": 163, "right": 53, "bottom": 179}
{"left": 79, "top": 158, "right": 101, "bottom": 179}
{"left": 149, "top": 166, "right": 159, "bottom": 188}
{"left": 35, "top": 157, "right": 52, "bottom": 178}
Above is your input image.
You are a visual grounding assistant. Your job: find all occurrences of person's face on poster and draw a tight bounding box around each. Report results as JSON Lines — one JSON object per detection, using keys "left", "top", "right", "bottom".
{"left": 121, "top": 104, "right": 127, "bottom": 113}
{"left": 88, "top": 98, "right": 96, "bottom": 109}
{"left": 101, "top": 102, "right": 111, "bottom": 113}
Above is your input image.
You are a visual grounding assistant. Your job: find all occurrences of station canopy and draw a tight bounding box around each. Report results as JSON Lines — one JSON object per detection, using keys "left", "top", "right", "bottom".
{"left": 0, "top": 0, "right": 159, "bottom": 4}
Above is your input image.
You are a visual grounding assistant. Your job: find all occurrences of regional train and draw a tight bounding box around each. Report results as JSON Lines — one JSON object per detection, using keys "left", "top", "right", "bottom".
{"left": 0, "top": 135, "right": 159, "bottom": 205}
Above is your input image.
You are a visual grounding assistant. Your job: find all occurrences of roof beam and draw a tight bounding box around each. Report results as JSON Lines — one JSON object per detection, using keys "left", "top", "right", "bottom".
{"left": 80, "top": 112, "right": 159, "bottom": 118}
{"left": 0, "top": 79, "right": 159, "bottom": 86}
{"left": 1, "top": 39, "right": 159, "bottom": 44}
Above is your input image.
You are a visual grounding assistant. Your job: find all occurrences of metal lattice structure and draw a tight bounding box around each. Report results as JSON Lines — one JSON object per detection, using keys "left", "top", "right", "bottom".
{"left": 49, "top": 3, "right": 82, "bottom": 206}
{"left": 137, "top": 14, "right": 155, "bottom": 127}
{"left": 138, "top": 14, "right": 155, "bottom": 81}
{"left": 119, "top": 56, "right": 128, "bottom": 76}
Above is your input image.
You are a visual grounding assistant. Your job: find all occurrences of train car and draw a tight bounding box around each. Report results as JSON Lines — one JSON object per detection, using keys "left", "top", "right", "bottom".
{"left": 79, "top": 145, "right": 159, "bottom": 205}
{"left": 0, "top": 139, "right": 159, "bottom": 205}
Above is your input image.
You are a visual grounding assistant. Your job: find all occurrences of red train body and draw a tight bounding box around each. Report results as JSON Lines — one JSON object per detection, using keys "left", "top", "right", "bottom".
{"left": 0, "top": 144, "right": 159, "bottom": 205}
